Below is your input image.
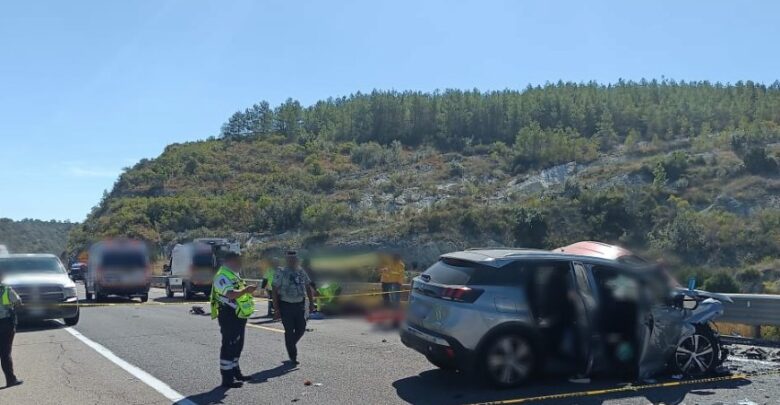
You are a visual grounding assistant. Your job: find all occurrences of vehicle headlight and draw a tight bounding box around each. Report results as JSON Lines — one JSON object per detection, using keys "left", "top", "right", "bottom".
{"left": 64, "top": 286, "right": 77, "bottom": 298}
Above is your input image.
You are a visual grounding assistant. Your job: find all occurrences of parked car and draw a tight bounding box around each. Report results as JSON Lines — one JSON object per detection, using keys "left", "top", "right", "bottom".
{"left": 401, "top": 248, "right": 730, "bottom": 387}
{"left": 69, "top": 262, "right": 87, "bottom": 281}
{"left": 0, "top": 244, "right": 9, "bottom": 256}
{"left": 85, "top": 240, "right": 150, "bottom": 302}
{"left": 0, "top": 254, "right": 80, "bottom": 325}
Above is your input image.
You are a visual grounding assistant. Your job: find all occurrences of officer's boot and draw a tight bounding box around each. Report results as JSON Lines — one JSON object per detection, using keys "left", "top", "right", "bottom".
{"left": 221, "top": 370, "right": 243, "bottom": 388}
{"left": 234, "top": 363, "right": 251, "bottom": 381}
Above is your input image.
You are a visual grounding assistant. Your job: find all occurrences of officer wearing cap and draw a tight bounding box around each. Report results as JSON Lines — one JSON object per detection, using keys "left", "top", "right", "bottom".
{"left": 0, "top": 272, "right": 22, "bottom": 388}
{"left": 272, "top": 250, "right": 315, "bottom": 365}
{"left": 210, "top": 251, "right": 257, "bottom": 388}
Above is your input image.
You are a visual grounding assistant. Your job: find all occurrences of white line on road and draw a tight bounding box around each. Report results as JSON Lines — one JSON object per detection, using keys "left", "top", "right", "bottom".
{"left": 64, "top": 326, "right": 195, "bottom": 405}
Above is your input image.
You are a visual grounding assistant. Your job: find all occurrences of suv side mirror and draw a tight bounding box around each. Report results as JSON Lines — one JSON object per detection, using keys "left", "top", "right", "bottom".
{"left": 673, "top": 293, "right": 699, "bottom": 310}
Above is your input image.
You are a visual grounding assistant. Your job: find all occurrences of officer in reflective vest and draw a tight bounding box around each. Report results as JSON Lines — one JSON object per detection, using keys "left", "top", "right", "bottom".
{"left": 209, "top": 251, "right": 256, "bottom": 388}
{"left": 0, "top": 275, "right": 23, "bottom": 388}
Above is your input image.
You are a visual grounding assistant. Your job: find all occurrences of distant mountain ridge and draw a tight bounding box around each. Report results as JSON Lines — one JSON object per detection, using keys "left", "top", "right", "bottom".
{"left": 0, "top": 218, "right": 78, "bottom": 255}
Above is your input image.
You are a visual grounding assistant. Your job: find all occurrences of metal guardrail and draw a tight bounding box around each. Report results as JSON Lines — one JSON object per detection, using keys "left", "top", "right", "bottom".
{"left": 720, "top": 293, "right": 780, "bottom": 326}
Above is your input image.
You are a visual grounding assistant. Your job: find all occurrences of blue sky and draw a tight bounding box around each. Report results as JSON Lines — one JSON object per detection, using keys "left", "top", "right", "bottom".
{"left": 1, "top": 0, "right": 779, "bottom": 221}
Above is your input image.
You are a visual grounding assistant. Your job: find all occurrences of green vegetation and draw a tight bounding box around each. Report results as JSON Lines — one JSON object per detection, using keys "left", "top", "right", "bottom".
{"left": 68, "top": 81, "right": 780, "bottom": 285}
{"left": 1, "top": 218, "right": 77, "bottom": 255}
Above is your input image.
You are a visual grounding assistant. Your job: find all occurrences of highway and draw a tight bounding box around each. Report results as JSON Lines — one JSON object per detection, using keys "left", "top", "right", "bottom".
{"left": 2, "top": 285, "right": 779, "bottom": 405}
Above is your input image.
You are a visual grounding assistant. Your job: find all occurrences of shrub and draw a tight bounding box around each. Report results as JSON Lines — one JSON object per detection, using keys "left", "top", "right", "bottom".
{"left": 703, "top": 273, "right": 739, "bottom": 293}
{"left": 742, "top": 146, "right": 778, "bottom": 175}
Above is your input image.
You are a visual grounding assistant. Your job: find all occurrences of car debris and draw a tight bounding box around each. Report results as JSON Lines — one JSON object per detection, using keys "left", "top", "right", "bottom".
{"left": 189, "top": 306, "right": 206, "bottom": 315}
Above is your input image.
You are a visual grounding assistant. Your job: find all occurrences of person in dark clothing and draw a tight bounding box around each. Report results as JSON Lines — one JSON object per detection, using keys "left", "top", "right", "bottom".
{"left": 272, "top": 251, "right": 315, "bottom": 364}
{"left": 209, "top": 252, "right": 257, "bottom": 388}
{"left": 0, "top": 274, "right": 23, "bottom": 388}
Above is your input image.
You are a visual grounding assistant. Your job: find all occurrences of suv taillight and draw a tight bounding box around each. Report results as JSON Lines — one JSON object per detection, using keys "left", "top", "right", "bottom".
{"left": 440, "top": 286, "right": 483, "bottom": 303}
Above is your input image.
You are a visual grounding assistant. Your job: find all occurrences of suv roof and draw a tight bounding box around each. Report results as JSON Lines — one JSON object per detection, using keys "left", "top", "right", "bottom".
{"left": 442, "top": 249, "right": 624, "bottom": 268}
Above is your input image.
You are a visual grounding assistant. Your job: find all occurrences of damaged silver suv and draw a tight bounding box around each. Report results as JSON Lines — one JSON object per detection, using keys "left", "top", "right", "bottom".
{"left": 401, "top": 247, "right": 730, "bottom": 387}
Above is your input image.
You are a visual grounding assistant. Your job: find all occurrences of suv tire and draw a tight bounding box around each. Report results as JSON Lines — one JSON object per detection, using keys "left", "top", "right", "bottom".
{"left": 64, "top": 309, "right": 80, "bottom": 326}
{"left": 480, "top": 333, "right": 536, "bottom": 388}
{"left": 674, "top": 324, "right": 720, "bottom": 377}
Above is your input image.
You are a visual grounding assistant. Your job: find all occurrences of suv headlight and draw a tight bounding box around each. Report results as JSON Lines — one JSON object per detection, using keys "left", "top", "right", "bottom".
{"left": 64, "top": 286, "right": 77, "bottom": 298}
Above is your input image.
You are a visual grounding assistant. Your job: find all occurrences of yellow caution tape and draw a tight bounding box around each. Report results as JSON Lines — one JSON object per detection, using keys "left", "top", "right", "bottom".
{"left": 466, "top": 371, "right": 780, "bottom": 405}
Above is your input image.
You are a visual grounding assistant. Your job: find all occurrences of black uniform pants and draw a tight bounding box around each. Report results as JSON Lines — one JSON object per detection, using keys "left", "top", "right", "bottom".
{"left": 0, "top": 318, "right": 16, "bottom": 385}
{"left": 279, "top": 301, "right": 306, "bottom": 361}
{"left": 217, "top": 306, "right": 246, "bottom": 376}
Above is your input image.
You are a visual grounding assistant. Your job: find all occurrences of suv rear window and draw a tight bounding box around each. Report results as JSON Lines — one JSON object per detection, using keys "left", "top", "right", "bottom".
{"left": 101, "top": 251, "right": 147, "bottom": 268}
{"left": 422, "top": 258, "right": 523, "bottom": 286}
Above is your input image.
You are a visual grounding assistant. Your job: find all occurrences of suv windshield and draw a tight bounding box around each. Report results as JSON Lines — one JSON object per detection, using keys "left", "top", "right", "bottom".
{"left": 0, "top": 257, "right": 65, "bottom": 275}
{"left": 101, "top": 251, "right": 147, "bottom": 268}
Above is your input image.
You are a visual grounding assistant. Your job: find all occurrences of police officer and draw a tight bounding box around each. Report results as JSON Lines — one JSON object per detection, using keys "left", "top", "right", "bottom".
{"left": 0, "top": 273, "right": 22, "bottom": 388}
{"left": 210, "top": 251, "right": 256, "bottom": 388}
{"left": 272, "top": 251, "right": 315, "bottom": 365}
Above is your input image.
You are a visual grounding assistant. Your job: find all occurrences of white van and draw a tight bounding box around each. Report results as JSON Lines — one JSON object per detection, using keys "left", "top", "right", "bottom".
{"left": 0, "top": 245, "right": 9, "bottom": 257}
{"left": 163, "top": 239, "right": 240, "bottom": 299}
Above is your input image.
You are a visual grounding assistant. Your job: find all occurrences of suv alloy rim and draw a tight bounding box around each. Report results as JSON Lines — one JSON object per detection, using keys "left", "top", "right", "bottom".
{"left": 675, "top": 333, "right": 715, "bottom": 375}
{"left": 486, "top": 336, "right": 532, "bottom": 385}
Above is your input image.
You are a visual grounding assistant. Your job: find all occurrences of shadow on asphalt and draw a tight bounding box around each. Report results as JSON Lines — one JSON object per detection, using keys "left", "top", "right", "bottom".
{"left": 152, "top": 295, "right": 209, "bottom": 304}
{"left": 174, "top": 386, "right": 228, "bottom": 405}
{"left": 174, "top": 363, "right": 297, "bottom": 405}
{"left": 247, "top": 362, "right": 297, "bottom": 384}
{"left": 16, "top": 320, "right": 64, "bottom": 332}
{"left": 392, "top": 370, "right": 752, "bottom": 405}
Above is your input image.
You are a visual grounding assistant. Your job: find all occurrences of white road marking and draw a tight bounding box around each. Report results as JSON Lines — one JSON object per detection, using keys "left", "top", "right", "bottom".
{"left": 64, "top": 326, "right": 195, "bottom": 405}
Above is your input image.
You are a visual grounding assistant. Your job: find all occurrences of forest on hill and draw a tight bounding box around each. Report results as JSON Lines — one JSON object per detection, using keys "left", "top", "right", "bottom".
{"left": 67, "top": 81, "right": 780, "bottom": 292}
{"left": 1, "top": 218, "right": 77, "bottom": 255}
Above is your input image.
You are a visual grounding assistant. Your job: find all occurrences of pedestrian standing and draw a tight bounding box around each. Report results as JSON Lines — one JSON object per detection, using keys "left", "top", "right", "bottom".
{"left": 272, "top": 251, "right": 315, "bottom": 365}
{"left": 263, "top": 257, "right": 278, "bottom": 318}
{"left": 0, "top": 273, "right": 22, "bottom": 388}
{"left": 209, "top": 251, "right": 256, "bottom": 388}
{"left": 379, "top": 253, "right": 405, "bottom": 308}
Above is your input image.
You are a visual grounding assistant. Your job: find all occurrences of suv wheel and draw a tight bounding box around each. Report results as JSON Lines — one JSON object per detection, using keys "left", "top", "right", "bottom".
{"left": 139, "top": 294, "right": 149, "bottom": 303}
{"left": 674, "top": 324, "right": 719, "bottom": 377}
{"left": 481, "top": 333, "right": 535, "bottom": 388}
{"left": 64, "top": 308, "right": 80, "bottom": 326}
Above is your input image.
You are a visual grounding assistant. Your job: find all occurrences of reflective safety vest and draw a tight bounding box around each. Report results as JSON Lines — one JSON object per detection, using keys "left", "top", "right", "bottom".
{"left": 265, "top": 267, "right": 275, "bottom": 290}
{"left": 0, "top": 285, "right": 10, "bottom": 306}
{"left": 209, "top": 266, "right": 255, "bottom": 319}
{"left": 315, "top": 282, "right": 341, "bottom": 309}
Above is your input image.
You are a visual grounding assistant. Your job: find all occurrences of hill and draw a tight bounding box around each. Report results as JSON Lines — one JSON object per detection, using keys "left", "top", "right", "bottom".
{"left": 67, "top": 80, "right": 780, "bottom": 282}
{"left": 1, "top": 218, "right": 78, "bottom": 255}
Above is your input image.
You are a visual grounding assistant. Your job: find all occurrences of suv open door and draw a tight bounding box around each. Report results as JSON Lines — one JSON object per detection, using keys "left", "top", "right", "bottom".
{"left": 570, "top": 261, "right": 600, "bottom": 376}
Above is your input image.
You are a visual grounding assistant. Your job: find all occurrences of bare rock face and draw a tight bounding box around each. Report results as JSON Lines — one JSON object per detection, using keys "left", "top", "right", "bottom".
{"left": 703, "top": 194, "right": 750, "bottom": 216}
{"left": 506, "top": 162, "right": 579, "bottom": 195}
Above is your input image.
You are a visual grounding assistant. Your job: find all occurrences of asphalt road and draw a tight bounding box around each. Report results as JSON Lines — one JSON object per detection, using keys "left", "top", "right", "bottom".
{"left": 3, "top": 285, "right": 779, "bottom": 405}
